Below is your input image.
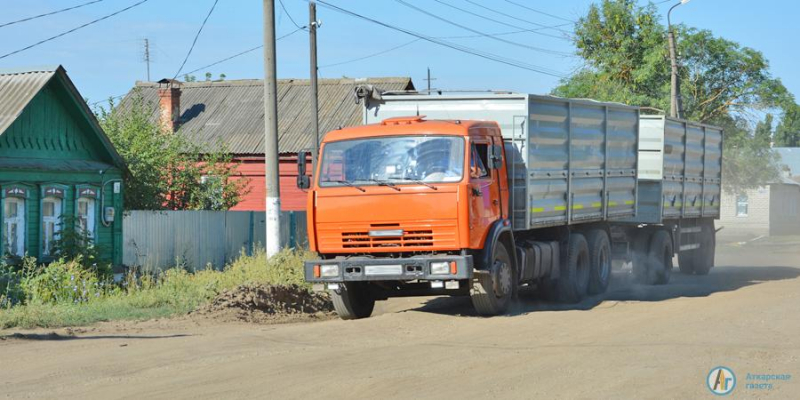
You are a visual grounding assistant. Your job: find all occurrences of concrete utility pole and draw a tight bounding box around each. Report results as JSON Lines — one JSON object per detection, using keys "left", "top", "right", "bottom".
{"left": 263, "top": 0, "right": 281, "bottom": 257}
{"left": 143, "top": 38, "right": 151, "bottom": 81}
{"left": 309, "top": 1, "right": 320, "bottom": 169}
{"left": 667, "top": 0, "right": 690, "bottom": 119}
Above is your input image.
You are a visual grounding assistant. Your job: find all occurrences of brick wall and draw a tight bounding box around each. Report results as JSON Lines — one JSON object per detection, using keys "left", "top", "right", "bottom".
{"left": 719, "top": 186, "right": 770, "bottom": 237}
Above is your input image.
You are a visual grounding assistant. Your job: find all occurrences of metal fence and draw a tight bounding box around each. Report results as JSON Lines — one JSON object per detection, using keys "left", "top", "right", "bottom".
{"left": 123, "top": 210, "right": 307, "bottom": 271}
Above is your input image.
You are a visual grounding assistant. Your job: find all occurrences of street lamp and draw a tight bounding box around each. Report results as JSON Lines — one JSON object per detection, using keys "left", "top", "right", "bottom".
{"left": 667, "top": 0, "right": 690, "bottom": 119}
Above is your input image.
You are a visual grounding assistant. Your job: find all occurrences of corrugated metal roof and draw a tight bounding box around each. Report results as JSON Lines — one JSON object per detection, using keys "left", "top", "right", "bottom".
{"left": 0, "top": 66, "right": 59, "bottom": 136}
{"left": 121, "top": 77, "right": 414, "bottom": 154}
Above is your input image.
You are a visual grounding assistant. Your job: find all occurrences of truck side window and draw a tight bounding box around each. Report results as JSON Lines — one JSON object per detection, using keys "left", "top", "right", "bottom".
{"left": 470, "top": 143, "right": 489, "bottom": 179}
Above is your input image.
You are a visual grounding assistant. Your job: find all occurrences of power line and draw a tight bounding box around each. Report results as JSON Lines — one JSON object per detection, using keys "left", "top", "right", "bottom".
{"left": 0, "top": 0, "right": 106, "bottom": 29}
{"left": 320, "top": 27, "right": 572, "bottom": 69}
{"left": 320, "top": 39, "right": 421, "bottom": 68}
{"left": 173, "top": 0, "right": 220, "bottom": 80}
{"left": 0, "top": 0, "right": 150, "bottom": 60}
{"left": 432, "top": 0, "right": 571, "bottom": 40}
{"left": 277, "top": 0, "right": 305, "bottom": 30}
{"left": 395, "top": 0, "right": 571, "bottom": 56}
{"left": 503, "top": 0, "right": 576, "bottom": 23}
{"left": 311, "top": 0, "right": 564, "bottom": 77}
{"left": 461, "top": 0, "right": 572, "bottom": 35}
{"left": 184, "top": 26, "right": 305, "bottom": 75}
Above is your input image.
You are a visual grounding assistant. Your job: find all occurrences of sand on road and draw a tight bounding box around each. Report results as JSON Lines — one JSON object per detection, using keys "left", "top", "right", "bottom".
{"left": 2, "top": 243, "right": 800, "bottom": 399}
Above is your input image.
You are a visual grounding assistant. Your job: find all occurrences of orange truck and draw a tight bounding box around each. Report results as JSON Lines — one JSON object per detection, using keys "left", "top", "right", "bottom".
{"left": 298, "top": 93, "right": 722, "bottom": 320}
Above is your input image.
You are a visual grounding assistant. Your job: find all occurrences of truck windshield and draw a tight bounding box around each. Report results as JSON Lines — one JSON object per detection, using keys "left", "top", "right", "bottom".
{"left": 319, "top": 136, "right": 465, "bottom": 187}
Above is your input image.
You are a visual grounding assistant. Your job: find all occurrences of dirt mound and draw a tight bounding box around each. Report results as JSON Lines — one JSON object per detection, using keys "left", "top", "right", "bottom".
{"left": 193, "top": 284, "right": 335, "bottom": 323}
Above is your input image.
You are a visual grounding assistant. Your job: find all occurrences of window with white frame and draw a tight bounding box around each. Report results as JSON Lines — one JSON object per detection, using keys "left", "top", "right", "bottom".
{"left": 736, "top": 194, "right": 749, "bottom": 217}
{"left": 41, "top": 197, "right": 62, "bottom": 256}
{"left": 4, "top": 197, "right": 25, "bottom": 257}
{"left": 76, "top": 197, "right": 96, "bottom": 238}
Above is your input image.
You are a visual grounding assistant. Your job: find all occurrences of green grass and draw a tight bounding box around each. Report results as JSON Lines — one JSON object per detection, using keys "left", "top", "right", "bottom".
{"left": 0, "top": 249, "right": 314, "bottom": 330}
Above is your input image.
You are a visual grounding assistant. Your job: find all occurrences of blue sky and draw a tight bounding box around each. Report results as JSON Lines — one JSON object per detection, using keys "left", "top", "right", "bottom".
{"left": 1, "top": 0, "right": 798, "bottom": 109}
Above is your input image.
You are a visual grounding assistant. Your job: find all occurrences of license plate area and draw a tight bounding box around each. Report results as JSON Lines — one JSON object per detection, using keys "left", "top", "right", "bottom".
{"left": 364, "top": 264, "right": 403, "bottom": 276}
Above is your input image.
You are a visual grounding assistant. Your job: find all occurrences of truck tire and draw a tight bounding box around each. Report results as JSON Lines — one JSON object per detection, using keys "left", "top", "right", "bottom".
{"left": 586, "top": 229, "right": 611, "bottom": 295}
{"left": 331, "top": 282, "right": 375, "bottom": 320}
{"left": 471, "top": 241, "right": 513, "bottom": 316}
{"left": 692, "top": 220, "right": 716, "bottom": 275}
{"left": 677, "top": 251, "right": 696, "bottom": 274}
{"left": 678, "top": 220, "right": 715, "bottom": 275}
{"left": 556, "top": 233, "right": 590, "bottom": 303}
{"left": 635, "top": 230, "right": 672, "bottom": 285}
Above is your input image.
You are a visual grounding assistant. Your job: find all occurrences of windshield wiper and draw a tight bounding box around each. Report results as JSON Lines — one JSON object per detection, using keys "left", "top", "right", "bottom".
{"left": 368, "top": 179, "right": 401, "bottom": 191}
{"left": 334, "top": 180, "right": 366, "bottom": 192}
{"left": 398, "top": 178, "right": 438, "bottom": 190}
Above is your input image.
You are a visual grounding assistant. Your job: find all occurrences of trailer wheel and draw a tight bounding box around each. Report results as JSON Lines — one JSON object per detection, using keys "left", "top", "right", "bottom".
{"left": 692, "top": 220, "right": 716, "bottom": 275}
{"left": 471, "top": 241, "right": 513, "bottom": 316}
{"left": 586, "top": 229, "right": 611, "bottom": 295}
{"left": 635, "top": 230, "right": 672, "bottom": 285}
{"left": 556, "top": 233, "right": 590, "bottom": 303}
{"left": 331, "top": 282, "right": 375, "bottom": 320}
{"left": 677, "top": 251, "right": 696, "bottom": 274}
{"left": 678, "top": 220, "right": 715, "bottom": 275}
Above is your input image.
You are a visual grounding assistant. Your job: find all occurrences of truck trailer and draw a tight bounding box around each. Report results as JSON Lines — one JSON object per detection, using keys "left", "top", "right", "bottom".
{"left": 300, "top": 92, "right": 722, "bottom": 319}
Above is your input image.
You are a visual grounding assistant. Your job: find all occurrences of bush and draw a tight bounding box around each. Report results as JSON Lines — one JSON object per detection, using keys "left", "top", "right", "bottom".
{"left": 20, "top": 258, "right": 107, "bottom": 305}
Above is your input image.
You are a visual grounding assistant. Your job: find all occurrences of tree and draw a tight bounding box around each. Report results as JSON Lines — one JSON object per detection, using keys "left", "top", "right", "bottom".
{"left": 554, "top": 0, "right": 790, "bottom": 193}
{"left": 754, "top": 114, "right": 773, "bottom": 148}
{"left": 775, "top": 104, "right": 800, "bottom": 147}
{"left": 96, "top": 91, "right": 249, "bottom": 210}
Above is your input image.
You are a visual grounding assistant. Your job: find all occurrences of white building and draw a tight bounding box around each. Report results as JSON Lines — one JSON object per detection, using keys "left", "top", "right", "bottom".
{"left": 718, "top": 148, "right": 800, "bottom": 238}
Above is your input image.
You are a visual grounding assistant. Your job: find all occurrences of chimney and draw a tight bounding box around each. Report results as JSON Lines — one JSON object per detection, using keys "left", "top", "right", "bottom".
{"left": 157, "top": 78, "right": 182, "bottom": 132}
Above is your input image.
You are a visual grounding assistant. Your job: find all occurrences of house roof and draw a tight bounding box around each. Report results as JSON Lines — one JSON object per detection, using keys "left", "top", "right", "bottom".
{"left": 122, "top": 77, "right": 415, "bottom": 155}
{"left": 0, "top": 65, "right": 127, "bottom": 170}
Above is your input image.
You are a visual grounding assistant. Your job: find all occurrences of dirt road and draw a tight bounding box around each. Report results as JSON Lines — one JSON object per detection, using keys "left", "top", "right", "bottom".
{"left": 3, "top": 242, "right": 800, "bottom": 399}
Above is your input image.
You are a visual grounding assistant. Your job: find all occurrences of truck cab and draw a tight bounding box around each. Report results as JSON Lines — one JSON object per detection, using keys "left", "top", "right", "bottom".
{"left": 301, "top": 116, "right": 516, "bottom": 318}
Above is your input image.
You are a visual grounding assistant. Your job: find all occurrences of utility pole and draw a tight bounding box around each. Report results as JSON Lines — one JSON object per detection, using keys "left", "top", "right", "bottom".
{"left": 143, "top": 38, "right": 151, "bottom": 81}
{"left": 424, "top": 67, "right": 436, "bottom": 93}
{"left": 309, "top": 1, "right": 320, "bottom": 169}
{"left": 263, "top": 0, "right": 281, "bottom": 258}
{"left": 667, "top": 0, "right": 689, "bottom": 119}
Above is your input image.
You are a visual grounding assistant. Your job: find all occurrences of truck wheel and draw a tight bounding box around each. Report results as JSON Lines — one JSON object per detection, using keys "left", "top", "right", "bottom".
{"left": 692, "top": 220, "right": 716, "bottom": 275}
{"left": 586, "top": 229, "right": 611, "bottom": 295}
{"left": 678, "top": 220, "right": 715, "bottom": 275}
{"left": 677, "top": 251, "right": 696, "bottom": 274}
{"left": 331, "top": 282, "right": 375, "bottom": 320}
{"left": 556, "top": 233, "right": 590, "bottom": 303}
{"left": 635, "top": 230, "right": 672, "bottom": 285}
{"left": 471, "top": 241, "right": 513, "bottom": 316}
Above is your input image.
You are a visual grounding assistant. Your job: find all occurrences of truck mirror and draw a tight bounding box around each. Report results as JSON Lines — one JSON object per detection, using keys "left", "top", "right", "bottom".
{"left": 490, "top": 145, "right": 504, "bottom": 169}
{"left": 297, "top": 151, "right": 310, "bottom": 189}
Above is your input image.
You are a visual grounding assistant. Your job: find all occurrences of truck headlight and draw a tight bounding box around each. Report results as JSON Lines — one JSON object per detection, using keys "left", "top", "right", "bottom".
{"left": 431, "top": 261, "right": 450, "bottom": 275}
{"left": 321, "top": 264, "right": 339, "bottom": 277}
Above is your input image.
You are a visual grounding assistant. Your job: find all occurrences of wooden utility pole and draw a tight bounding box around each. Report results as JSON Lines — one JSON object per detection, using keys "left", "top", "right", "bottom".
{"left": 309, "top": 1, "right": 319, "bottom": 168}
{"left": 425, "top": 67, "right": 436, "bottom": 93}
{"left": 263, "top": 0, "right": 281, "bottom": 257}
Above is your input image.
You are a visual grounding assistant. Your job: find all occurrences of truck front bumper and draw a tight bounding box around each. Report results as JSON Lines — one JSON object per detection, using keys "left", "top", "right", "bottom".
{"left": 304, "top": 255, "right": 473, "bottom": 283}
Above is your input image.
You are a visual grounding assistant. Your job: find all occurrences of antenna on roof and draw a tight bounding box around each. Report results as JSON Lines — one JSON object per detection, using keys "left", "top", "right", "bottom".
{"left": 416, "top": 104, "right": 419, "bottom": 117}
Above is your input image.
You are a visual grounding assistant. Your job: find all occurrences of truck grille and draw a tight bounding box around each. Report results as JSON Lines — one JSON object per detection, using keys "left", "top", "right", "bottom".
{"left": 342, "top": 230, "right": 435, "bottom": 248}
{"left": 316, "top": 220, "right": 458, "bottom": 252}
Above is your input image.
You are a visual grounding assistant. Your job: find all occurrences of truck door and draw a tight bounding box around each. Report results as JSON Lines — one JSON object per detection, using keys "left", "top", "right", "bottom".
{"left": 469, "top": 139, "right": 500, "bottom": 248}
